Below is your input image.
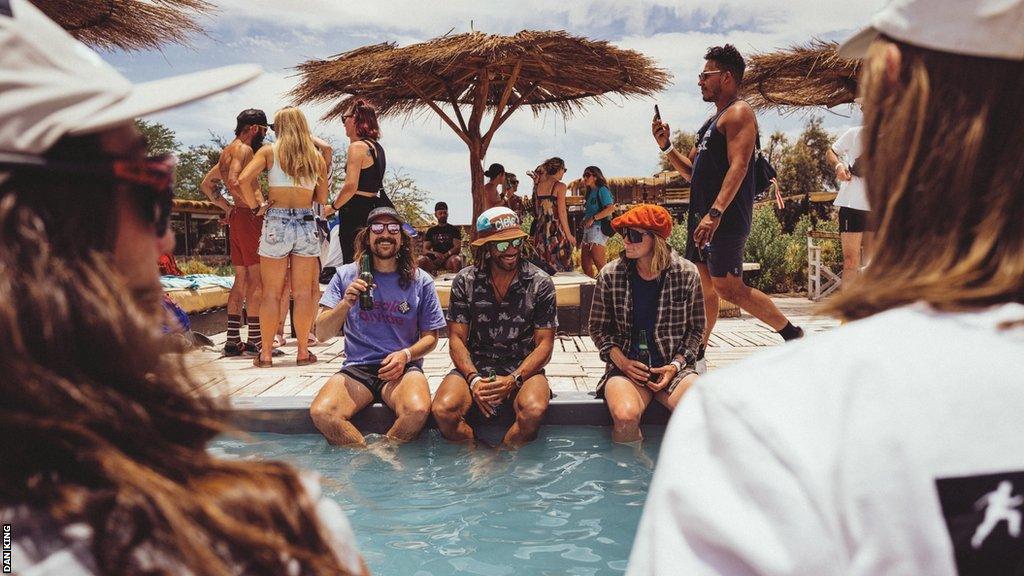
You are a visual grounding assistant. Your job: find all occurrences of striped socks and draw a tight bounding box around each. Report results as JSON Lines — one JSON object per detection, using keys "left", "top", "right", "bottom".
{"left": 246, "top": 316, "right": 263, "bottom": 353}
{"left": 226, "top": 314, "right": 242, "bottom": 346}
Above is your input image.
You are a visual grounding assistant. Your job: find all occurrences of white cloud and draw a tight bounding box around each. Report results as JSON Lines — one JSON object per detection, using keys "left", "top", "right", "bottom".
{"left": 119, "top": 0, "right": 885, "bottom": 223}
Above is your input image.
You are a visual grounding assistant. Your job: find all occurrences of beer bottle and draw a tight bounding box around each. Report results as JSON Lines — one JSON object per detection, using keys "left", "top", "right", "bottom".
{"left": 359, "top": 253, "right": 375, "bottom": 310}
{"left": 638, "top": 330, "right": 658, "bottom": 383}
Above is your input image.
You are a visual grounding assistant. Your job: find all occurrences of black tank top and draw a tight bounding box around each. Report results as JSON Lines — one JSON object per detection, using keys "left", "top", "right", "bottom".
{"left": 690, "top": 103, "right": 755, "bottom": 237}
{"left": 357, "top": 139, "right": 386, "bottom": 193}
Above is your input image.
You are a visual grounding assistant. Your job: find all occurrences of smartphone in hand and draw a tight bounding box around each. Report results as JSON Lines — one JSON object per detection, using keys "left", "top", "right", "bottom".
{"left": 654, "top": 104, "right": 662, "bottom": 121}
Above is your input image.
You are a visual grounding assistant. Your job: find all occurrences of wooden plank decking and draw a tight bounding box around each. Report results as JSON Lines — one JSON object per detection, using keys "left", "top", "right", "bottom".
{"left": 190, "top": 296, "right": 838, "bottom": 399}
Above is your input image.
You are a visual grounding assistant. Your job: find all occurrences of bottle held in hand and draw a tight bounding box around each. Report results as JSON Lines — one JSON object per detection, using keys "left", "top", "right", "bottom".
{"left": 359, "top": 253, "right": 375, "bottom": 311}
{"left": 637, "top": 330, "right": 659, "bottom": 383}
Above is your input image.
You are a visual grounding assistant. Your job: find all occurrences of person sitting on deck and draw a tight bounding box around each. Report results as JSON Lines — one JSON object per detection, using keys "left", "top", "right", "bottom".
{"left": 589, "top": 205, "right": 705, "bottom": 443}
{"left": 418, "top": 201, "right": 464, "bottom": 275}
{"left": 311, "top": 206, "right": 446, "bottom": 446}
{"left": 430, "top": 207, "right": 557, "bottom": 448}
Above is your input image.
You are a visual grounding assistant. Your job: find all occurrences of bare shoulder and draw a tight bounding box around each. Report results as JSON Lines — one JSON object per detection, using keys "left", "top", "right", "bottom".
{"left": 719, "top": 100, "right": 756, "bottom": 132}
{"left": 347, "top": 140, "right": 370, "bottom": 156}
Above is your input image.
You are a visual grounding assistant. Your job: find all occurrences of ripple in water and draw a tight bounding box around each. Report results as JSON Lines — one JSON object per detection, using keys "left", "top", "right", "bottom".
{"left": 211, "top": 426, "right": 663, "bottom": 575}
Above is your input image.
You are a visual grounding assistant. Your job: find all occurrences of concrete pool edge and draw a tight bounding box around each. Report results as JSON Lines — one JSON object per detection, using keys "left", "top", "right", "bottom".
{"left": 229, "top": 392, "right": 670, "bottom": 434}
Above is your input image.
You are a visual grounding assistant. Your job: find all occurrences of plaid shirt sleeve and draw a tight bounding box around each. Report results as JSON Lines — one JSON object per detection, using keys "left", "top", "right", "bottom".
{"left": 675, "top": 264, "right": 706, "bottom": 362}
{"left": 590, "top": 263, "right": 628, "bottom": 364}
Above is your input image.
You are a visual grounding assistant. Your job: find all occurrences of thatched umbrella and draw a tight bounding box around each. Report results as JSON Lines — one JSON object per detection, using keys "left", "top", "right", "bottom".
{"left": 30, "top": 0, "right": 212, "bottom": 51}
{"left": 744, "top": 40, "right": 860, "bottom": 113}
{"left": 292, "top": 30, "right": 670, "bottom": 222}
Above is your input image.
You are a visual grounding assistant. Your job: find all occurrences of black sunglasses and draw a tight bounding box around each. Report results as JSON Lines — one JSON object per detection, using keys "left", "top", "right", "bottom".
{"left": 0, "top": 152, "right": 176, "bottom": 237}
{"left": 369, "top": 222, "right": 402, "bottom": 235}
{"left": 623, "top": 228, "right": 652, "bottom": 244}
{"left": 492, "top": 237, "right": 524, "bottom": 252}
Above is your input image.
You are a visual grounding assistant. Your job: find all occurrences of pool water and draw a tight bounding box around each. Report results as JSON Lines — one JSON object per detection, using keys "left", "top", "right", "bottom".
{"left": 211, "top": 426, "right": 663, "bottom": 575}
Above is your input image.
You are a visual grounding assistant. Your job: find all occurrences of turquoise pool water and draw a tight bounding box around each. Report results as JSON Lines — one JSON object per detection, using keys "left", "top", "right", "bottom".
{"left": 211, "top": 426, "right": 663, "bottom": 575}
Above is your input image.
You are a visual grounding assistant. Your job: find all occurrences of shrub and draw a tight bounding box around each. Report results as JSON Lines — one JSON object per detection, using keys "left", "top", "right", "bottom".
{"left": 178, "top": 259, "right": 217, "bottom": 275}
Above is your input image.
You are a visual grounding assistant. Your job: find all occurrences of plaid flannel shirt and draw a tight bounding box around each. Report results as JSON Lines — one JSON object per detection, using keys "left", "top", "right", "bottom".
{"left": 589, "top": 252, "right": 705, "bottom": 375}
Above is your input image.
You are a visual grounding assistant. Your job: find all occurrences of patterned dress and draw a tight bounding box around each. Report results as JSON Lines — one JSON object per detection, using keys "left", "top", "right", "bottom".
{"left": 531, "top": 185, "right": 573, "bottom": 272}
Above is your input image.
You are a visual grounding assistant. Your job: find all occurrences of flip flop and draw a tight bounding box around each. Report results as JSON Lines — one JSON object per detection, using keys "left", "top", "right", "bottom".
{"left": 253, "top": 356, "right": 273, "bottom": 368}
{"left": 296, "top": 353, "right": 318, "bottom": 367}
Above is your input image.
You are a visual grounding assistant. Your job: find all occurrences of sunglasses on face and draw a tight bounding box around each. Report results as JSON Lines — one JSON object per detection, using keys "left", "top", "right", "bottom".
{"left": 623, "top": 228, "right": 652, "bottom": 244}
{"left": 369, "top": 222, "right": 402, "bottom": 235}
{"left": 0, "top": 152, "right": 176, "bottom": 237}
{"left": 492, "top": 237, "right": 524, "bottom": 252}
{"left": 698, "top": 70, "right": 725, "bottom": 82}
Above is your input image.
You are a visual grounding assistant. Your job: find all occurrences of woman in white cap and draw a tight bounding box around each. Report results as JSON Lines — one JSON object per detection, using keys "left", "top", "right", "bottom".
{"left": 628, "top": 1, "right": 1024, "bottom": 574}
{"left": 0, "top": 2, "right": 366, "bottom": 574}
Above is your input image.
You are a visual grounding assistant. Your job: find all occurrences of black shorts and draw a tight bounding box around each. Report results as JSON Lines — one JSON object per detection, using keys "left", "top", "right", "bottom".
{"left": 340, "top": 362, "right": 423, "bottom": 404}
{"left": 838, "top": 207, "right": 874, "bottom": 233}
{"left": 594, "top": 365, "right": 698, "bottom": 399}
{"left": 684, "top": 231, "right": 747, "bottom": 278}
{"left": 447, "top": 366, "right": 550, "bottom": 422}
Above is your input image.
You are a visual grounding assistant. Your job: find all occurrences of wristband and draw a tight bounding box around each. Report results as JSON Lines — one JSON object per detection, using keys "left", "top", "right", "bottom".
{"left": 670, "top": 359, "right": 684, "bottom": 373}
{"left": 469, "top": 376, "right": 483, "bottom": 390}
{"left": 402, "top": 348, "right": 412, "bottom": 362}
{"left": 834, "top": 162, "right": 845, "bottom": 173}
{"left": 660, "top": 142, "right": 673, "bottom": 153}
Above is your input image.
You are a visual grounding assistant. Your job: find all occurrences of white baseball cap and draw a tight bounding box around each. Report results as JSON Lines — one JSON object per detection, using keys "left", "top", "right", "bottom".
{"left": 839, "top": 0, "right": 1024, "bottom": 61}
{"left": 0, "top": 0, "right": 261, "bottom": 156}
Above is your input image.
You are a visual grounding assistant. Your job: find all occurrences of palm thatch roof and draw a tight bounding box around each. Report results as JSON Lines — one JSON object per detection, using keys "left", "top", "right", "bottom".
{"left": 743, "top": 40, "right": 860, "bottom": 113}
{"left": 31, "top": 0, "right": 212, "bottom": 51}
{"left": 293, "top": 30, "right": 671, "bottom": 122}
{"left": 292, "top": 30, "right": 670, "bottom": 224}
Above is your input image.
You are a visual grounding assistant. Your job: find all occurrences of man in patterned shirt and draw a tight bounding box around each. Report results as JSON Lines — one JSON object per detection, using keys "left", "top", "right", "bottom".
{"left": 430, "top": 207, "right": 557, "bottom": 447}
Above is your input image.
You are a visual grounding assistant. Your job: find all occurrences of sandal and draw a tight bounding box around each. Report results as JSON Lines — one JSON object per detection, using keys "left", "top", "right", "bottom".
{"left": 253, "top": 356, "right": 273, "bottom": 368}
{"left": 296, "top": 353, "right": 318, "bottom": 367}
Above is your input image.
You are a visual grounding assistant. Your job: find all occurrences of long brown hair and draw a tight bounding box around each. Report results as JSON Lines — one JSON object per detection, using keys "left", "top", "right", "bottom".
{"left": 825, "top": 39, "right": 1024, "bottom": 320}
{"left": 0, "top": 135, "right": 353, "bottom": 576}
{"left": 349, "top": 99, "right": 381, "bottom": 140}
{"left": 353, "top": 222, "right": 417, "bottom": 288}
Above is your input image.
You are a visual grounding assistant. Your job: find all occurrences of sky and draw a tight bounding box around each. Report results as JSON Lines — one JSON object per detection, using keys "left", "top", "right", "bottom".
{"left": 105, "top": 0, "right": 884, "bottom": 224}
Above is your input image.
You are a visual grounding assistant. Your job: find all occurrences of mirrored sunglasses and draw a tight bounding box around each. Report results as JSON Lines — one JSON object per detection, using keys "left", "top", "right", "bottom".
{"left": 492, "top": 237, "right": 524, "bottom": 252}
{"left": 369, "top": 222, "right": 402, "bottom": 235}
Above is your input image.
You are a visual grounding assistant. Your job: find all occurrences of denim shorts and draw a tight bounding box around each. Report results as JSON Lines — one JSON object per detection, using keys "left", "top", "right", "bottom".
{"left": 258, "top": 208, "right": 320, "bottom": 259}
{"left": 582, "top": 222, "right": 610, "bottom": 246}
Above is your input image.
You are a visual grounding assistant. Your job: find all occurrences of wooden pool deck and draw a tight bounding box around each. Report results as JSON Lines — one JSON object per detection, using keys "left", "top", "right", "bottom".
{"left": 190, "top": 296, "right": 838, "bottom": 400}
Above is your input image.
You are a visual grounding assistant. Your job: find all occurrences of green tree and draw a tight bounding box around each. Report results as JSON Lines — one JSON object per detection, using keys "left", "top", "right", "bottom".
{"left": 382, "top": 169, "right": 431, "bottom": 226}
{"left": 774, "top": 117, "right": 837, "bottom": 200}
{"left": 134, "top": 120, "right": 179, "bottom": 155}
{"left": 174, "top": 140, "right": 223, "bottom": 200}
{"left": 659, "top": 129, "right": 696, "bottom": 171}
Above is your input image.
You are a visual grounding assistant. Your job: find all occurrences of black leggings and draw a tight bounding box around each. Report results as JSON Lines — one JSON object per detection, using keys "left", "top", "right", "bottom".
{"left": 339, "top": 194, "right": 379, "bottom": 264}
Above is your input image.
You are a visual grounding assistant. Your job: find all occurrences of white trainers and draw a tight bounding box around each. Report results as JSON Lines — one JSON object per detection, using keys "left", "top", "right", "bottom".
{"left": 695, "top": 357, "right": 708, "bottom": 375}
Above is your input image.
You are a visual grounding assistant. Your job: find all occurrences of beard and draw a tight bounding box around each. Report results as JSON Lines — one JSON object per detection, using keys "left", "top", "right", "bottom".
{"left": 491, "top": 250, "right": 520, "bottom": 272}
{"left": 371, "top": 238, "right": 398, "bottom": 259}
{"left": 251, "top": 132, "right": 266, "bottom": 149}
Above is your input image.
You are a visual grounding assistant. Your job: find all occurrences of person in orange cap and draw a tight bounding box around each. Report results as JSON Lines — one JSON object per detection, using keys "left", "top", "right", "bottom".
{"left": 588, "top": 205, "right": 705, "bottom": 443}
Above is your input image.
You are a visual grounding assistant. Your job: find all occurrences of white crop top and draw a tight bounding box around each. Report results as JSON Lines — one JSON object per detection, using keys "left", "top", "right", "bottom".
{"left": 267, "top": 144, "right": 316, "bottom": 190}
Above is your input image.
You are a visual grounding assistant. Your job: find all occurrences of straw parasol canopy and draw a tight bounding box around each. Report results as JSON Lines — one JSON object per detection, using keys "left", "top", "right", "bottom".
{"left": 743, "top": 40, "right": 861, "bottom": 113}
{"left": 30, "top": 0, "right": 212, "bottom": 51}
{"left": 292, "top": 30, "right": 671, "bottom": 223}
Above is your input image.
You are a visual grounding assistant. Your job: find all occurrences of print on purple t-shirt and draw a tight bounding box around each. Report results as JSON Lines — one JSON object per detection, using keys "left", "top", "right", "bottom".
{"left": 320, "top": 263, "right": 447, "bottom": 366}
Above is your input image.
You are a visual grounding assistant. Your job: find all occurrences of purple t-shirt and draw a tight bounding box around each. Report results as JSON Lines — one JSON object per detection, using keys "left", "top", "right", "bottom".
{"left": 320, "top": 263, "right": 447, "bottom": 366}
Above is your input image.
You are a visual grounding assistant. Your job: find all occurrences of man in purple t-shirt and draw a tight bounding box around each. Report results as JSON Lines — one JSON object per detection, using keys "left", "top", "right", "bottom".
{"left": 311, "top": 206, "right": 447, "bottom": 446}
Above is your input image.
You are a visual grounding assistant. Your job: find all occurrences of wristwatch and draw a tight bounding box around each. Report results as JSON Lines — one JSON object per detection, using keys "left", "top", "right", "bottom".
{"left": 683, "top": 350, "right": 697, "bottom": 367}
{"left": 708, "top": 207, "right": 723, "bottom": 219}
{"left": 512, "top": 372, "right": 524, "bottom": 389}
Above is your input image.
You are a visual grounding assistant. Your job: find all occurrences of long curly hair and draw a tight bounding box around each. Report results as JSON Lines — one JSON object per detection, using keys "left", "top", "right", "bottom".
{"left": 824, "top": 39, "right": 1024, "bottom": 320}
{"left": 0, "top": 134, "right": 353, "bottom": 576}
{"left": 352, "top": 222, "right": 417, "bottom": 289}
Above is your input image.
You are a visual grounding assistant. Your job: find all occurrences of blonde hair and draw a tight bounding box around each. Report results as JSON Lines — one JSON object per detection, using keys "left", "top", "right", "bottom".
{"left": 273, "top": 107, "right": 324, "bottom": 187}
{"left": 824, "top": 39, "right": 1024, "bottom": 321}
{"left": 650, "top": 236, "right": 672, "bottom": 276}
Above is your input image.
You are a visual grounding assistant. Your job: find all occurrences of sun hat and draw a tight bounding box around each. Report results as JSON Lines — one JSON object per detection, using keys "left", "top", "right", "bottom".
{"left": 366, "top": 205, "right": 403, "bottom": 225}
{"left": 839, "top": 0, "right": 1024, "bottom": 61}
{"left": 611, "top": 204, "right": 673, "bottom": 240}
{"left": 0, "top": 0, "right": 261, "bottom": 158}
{"left": 471, "top": 206, "right": 527, "bottom": 247}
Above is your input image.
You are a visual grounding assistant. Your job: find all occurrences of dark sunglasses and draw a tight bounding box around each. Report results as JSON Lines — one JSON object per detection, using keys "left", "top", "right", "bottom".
{"left": 583, "top": 172, "right": 594, "bottom": 178}
{"left": 623, "top": 228, "right": 652, "bottom": 244}
{"left": 369, "top": 222, "right": 402, "bottom": 235}
{"left": 0, "top": 152, "right": 176, "bottom": 237}
{"left": 492, "top": 237, "right": 524, "bottom": 252}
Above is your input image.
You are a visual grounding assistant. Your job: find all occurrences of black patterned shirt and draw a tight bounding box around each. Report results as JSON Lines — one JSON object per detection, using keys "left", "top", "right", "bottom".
{"left": 447, "top": 260, "right": 557, "bottom": 367}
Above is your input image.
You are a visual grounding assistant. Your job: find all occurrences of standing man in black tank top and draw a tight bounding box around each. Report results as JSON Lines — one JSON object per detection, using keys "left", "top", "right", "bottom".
{"left": 653, "top": 45, "right": 802, "bottom": 369}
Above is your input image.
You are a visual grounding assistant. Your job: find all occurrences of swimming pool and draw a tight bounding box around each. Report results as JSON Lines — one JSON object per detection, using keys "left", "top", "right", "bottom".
{"left": 211, "top": 426, "right": 663, "bottom": 575}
